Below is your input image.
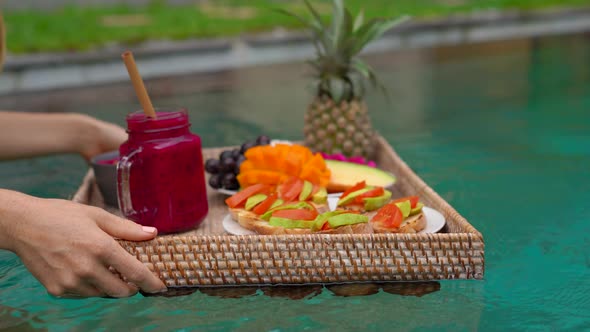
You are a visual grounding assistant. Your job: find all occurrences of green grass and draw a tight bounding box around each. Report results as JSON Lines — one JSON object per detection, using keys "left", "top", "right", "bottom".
{"left": 3, "top": 0, "right": 590, "bottom": 54}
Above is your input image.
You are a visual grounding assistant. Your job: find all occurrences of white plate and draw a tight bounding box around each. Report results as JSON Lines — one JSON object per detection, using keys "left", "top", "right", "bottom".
{"left": 222, "top": 205, "right": 446, "bottom": 235}
{"left": 270, "top": 139, "right": 293, "bottom": 146}
{"left": 222, "top": 214, "right": 257, "bottom": 235}
{"left": 216, "top": 188, "right": 239, "bottom": 196}
{"left": 420, "top": 207, "right": 446, "bottom": 233}
{"left": 327, "top": 193, "right": 341, "bottom": 211}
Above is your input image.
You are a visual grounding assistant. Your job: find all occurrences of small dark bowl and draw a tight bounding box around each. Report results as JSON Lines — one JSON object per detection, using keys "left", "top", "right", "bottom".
{"left": 90, "top": 150, "right": 119, "bottom": 207}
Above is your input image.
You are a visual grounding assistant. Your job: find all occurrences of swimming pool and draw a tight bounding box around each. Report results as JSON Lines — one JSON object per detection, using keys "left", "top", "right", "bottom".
{"left": 1, "top": 32, "right": 589, "bottom": 330}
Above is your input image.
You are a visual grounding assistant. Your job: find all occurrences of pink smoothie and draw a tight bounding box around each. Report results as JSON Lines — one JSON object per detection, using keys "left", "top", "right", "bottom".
{"left": 97, "top": 157, "right": 119, "bottom": 165}
{"left": 117, "top": 109, "right": 208, "bottom": 233}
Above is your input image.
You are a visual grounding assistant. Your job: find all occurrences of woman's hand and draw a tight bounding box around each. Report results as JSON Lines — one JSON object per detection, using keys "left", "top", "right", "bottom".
{"left": 0, "top": 189, "right": 167, "bottom": 298}
{"left": 75, "top": 114, "right": 128, "bottom": 161}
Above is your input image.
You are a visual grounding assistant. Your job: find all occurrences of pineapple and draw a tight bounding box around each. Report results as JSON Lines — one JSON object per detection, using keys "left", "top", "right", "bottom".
{"left": 280, "top": 0, "right": 408, "bottom": 159}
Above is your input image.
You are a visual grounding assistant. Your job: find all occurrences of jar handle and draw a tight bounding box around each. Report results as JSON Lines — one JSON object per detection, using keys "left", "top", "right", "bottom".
{"left": 116, "top": 148, "right": 141, "bottom": 217}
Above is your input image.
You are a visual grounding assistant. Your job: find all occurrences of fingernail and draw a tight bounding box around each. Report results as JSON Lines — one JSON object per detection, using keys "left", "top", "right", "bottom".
{"left": 142, "top": 226, "right": 157, "bottom": 234}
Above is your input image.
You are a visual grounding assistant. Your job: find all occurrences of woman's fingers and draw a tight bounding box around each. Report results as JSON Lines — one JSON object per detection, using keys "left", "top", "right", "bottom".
{"left": 101, "top": 244, "right": 167, "bottom": 294}
{"left": 52, "top": 284, "right": 105, "bottom": 299}
{"left": 93, "top": 209, "right": 159, "bottom": 242}
{"left": 92, "top": 211, "right": 167, "bottom": 294}
{"left": 87, "top": 267, "right": 139, "bottom": 298}
{"left": 89, "top": 208, "right": 166, "bottom": 294}
{"left": 15, "top": 241, "right": 106, "bottom": 299}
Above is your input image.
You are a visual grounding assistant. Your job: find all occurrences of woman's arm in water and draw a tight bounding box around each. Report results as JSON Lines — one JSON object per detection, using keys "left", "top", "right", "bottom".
{"left": 0, "top": 111, "right": 127, "bottom": 161}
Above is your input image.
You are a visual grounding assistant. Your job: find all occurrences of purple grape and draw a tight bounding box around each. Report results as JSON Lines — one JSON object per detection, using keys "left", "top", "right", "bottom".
{"left": 205, "top": 158, "right": 221, "bottom": 174}
{"left": 220, "top": 157, "right": 236, "bottom": 173}
{"left": 231, "top": 148, "right": 241, "bottom": 159}
{"left": 222, "top": 173, "right": 239, "bottom": 190}
{"left": 240, "top": 140, "right": 257, "bottom": 154}
{"left": 208, "top": 174, "right": 222, "bottom": 189}
{"left": 256, "top": 135, "right": 271, "bottom": 145}
{"left": 219, "top": 150, "right": 233, "bottom": 161}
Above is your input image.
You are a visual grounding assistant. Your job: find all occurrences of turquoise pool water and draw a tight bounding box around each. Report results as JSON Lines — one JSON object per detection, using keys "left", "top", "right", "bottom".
{"left": 1, "top": 33, "right": 589, "bottom": 330}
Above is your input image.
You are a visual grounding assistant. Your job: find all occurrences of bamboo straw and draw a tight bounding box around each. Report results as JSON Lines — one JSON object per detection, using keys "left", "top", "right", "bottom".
{"left": 121, "top": 51, "right": 156, "bottom": 118}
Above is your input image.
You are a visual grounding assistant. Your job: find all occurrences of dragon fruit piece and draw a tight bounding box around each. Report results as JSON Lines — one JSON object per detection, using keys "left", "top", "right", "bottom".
{"left": 348, "top": 156, "right": 366, "bottom": 164}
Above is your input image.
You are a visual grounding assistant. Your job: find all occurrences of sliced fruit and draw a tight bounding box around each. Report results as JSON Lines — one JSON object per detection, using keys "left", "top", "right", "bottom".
{"left": 260, "top": 201, "right": 314, "bottom": 220}
{"left": 337, "top": 187, "right": 372, "bottom": 206}
{"left": 237, "top": 169, "right": 283, "bottom": 187}
{"left": 340, "top": 181, "right": 366, "bottom": 199}
{"left": 311, "top": 210, "right": 348, "bottom": 231}
{"left": 325, "top": 160, "right": 395, "bottom": 193}
{"left": 326, "top": 213, "right": 368, "bottom": 228}
{"left": 312, "top": 187, "right": 328, "bottom": 204}
{"left": 363, "top": 190, "right": 392, "bottom": 211}
{"left": 299, "top": 180, "right": 313, "bottom": 201}
{"left": 372, "top": 203, "right": 404, "bottom": 228}
{"left": 391, "top": 195, "right": 420, "bottom": 209}
{"left": 311, "top": 184, "right": 320, "bottom": 195}
{"left": 394, "top": 200, "right": 411, "bottom": 218}
{"left": 252, "top": 193, "right": 278, "bottom": 215}
{"left": 238, "top": 144, "right": 331, "bottom": 188}
{"left": 270, "top": 198, "right": 284, "bottom": 210}
{"left": 299, "top": 153, "right": 331, "bottom": 186}
{"left": 272, "top": 208, "right": 318, "bottom": 221}
{"left": 225, "top": 183, "right": 270, "bottom": 208}
{"left": 410, "top": 202, "right": 424, "bottom": 216}
{"left": 284, "top": 152, "right": 304, "bottom": 176}
{"left": 268, "top": 217, "right": 314, "bottom": 229}
{"left": 279, "top": 177, "right": 304, "bottom": 202}
{"left": 245, "top": 194, "right": 267, "bottom": 211}
{"left": 353, "top": 187, "right": 385, "bottom": 204}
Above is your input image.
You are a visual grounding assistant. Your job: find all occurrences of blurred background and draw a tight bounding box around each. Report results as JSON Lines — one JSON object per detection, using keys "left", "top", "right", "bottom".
{"left": 2, "top": 0, "right": 589, "bottom": 107}
{"left": 3, "top": 0, "right": 590, "bottom": 54}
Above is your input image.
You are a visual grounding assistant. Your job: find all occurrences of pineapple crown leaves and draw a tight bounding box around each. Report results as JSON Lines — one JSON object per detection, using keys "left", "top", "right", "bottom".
{"left": 276, "top": 0, "right": 410, "bottom": 103}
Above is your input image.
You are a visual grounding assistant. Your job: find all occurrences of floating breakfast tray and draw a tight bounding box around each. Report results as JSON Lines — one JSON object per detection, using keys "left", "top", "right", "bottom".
{"left": 72, "top": 135, "right": 484, "bottom": 287}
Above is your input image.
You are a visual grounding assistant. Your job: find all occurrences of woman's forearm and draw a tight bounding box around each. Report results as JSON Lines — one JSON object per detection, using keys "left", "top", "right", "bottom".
{"left": 0, "top": 111, "right": 127, "bottom": 161}
{"left": 0, "top": 111, "right": 92, "bottom": 160}
{"left": 0, "top": 189, "right": 34, "bottom": 251}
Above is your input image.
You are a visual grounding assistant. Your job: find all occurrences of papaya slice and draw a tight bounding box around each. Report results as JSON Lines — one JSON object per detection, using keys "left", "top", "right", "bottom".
{"left": 236, "top": 144, "right": 331, "bottom": 189}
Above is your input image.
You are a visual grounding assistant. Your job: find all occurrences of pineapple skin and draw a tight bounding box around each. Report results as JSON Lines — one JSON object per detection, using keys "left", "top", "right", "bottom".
{"left": 304, "top": 96, "right": 375, "bottom": 160}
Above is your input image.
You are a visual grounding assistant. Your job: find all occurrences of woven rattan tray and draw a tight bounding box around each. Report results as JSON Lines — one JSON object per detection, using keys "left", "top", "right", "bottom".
{"left": 72, "top": 135, "right": 484, "bottom": 287}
